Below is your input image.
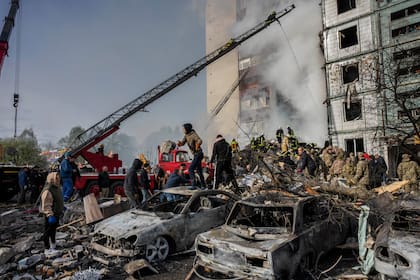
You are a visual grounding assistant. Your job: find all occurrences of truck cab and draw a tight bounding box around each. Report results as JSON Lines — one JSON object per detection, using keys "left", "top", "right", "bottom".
{"left": 158, "top": 148, "right": 191, "bottom": 175}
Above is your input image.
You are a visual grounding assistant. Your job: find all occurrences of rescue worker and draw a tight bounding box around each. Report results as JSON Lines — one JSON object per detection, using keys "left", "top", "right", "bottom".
{"left": 342, "top": 157, "right": 356, "bottom": 181}
{"left": 98, "top": 166, "right": 110, "bottom": 198}
{"left": 281, "top": 135, "right": 289, "bottom": 153}
{"left": 257, "top": 134, "right": 266, "bottom": 152}
{"left": 18, "top": 167, "right": 29, "bottom": 204}
{"left": 210, "top": 135, "right": 238, "bottom": 190}
{"left": 374, "top": 153, "right": 387, "bottom": 185}
{"left": 329, "top": 153, "right": 345, "bottom": 178}
{"left": 124, "top": 159, "right": 143, "bottom": 208}
{"left": 161, "top": 169, "right": 189, "bottom": 201}
{"left": 287, "top": 128, "right": 298, "bottom": 154}
{"left": 276, "top": 128, "right": 284, "bottom": 144}
{"left": 60, "top": 152, "right": 73, "bottom": 202}
{"left": 250, "top": 137, "right": 257, "bottom": 151}
{"left": 97, "top": 144, "right": 104, "bottom": 155}
{"left": 231, "top": 138, "right": 239, "bottom": 153}
{"left": 139, "top": 163, "right": 151, "bottom": 204}
{"left": 351, "top": 152, "right": 370, "bottom": 189}
{"left": 40, "top": 172, "right": 64, "bottom": 253}
{"left": 397, "top": 154, "right": 420, "bottom": 192}
{"left": 177, "top": 123, "right": 205, "bottom": 189}
{"left": 296, "top": 147, "right": 316, "bottom": 176}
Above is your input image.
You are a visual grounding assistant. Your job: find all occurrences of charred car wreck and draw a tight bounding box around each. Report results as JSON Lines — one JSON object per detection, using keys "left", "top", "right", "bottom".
{"left": 374, "top": 199, "right": 420, "bottom": 280}
{"left": 192, "top": 193, "right": 352, "bottom": 280}
{"left": 91, "top": 187, "right": 238, "bottom": 263}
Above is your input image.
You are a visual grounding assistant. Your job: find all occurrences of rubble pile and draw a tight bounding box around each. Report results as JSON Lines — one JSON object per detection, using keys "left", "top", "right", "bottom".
{"left": 0, "top": 206, "right": 102, "bottom": 280}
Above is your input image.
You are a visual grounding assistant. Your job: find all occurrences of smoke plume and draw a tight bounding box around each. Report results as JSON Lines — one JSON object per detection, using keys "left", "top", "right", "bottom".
{"left": 233, "top": 0, "right": 327, "bottom": 145}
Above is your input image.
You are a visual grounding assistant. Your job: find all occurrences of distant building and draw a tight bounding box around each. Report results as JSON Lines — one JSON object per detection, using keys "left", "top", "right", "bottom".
{"left": 322, "top": 0, "right": 420, "bottom": 174}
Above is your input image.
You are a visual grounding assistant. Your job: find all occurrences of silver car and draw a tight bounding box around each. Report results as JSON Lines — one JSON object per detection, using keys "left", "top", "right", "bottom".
{"left": 374, "top": 200, "right": 420, "bottom": 280}
{"left": 91, "top": 187, "right": 238, "bottom": 263}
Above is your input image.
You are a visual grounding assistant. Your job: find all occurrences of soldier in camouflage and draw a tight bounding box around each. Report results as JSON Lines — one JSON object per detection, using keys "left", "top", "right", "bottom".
{"left": 397, "top": 153, "right": 420, "bottom": 192}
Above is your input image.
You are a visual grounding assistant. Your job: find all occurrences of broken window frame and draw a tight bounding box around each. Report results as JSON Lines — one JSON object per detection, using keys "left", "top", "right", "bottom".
{"left": 345, "top": 138, "right": 364, "bottom": 154}
{"left": 339, "top": 25, "right": 359, "bottom": 49}
{"left": 391, "top": 21, "right": 420, "bottom": 38}
{"left": 343, "top": 100, "right": 362, "bottom": 122}
{"left": 337, "top": 0, "right": 356, "bottom": 14}
{"left": 390, "top": 3, "right": 420, "bottom": 21}
{"left": 342, "top": 63, "right": 359, "bottom": 84}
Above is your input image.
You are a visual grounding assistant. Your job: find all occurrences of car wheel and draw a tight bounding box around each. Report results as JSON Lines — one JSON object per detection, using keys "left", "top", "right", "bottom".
{"left": 145, "top": 236, "right": 170, "bottom": 262}
{"left": 86, "top": 181, "right": 100, "bottom": 198}
{"left": 110, "top": 181, "right": 125, "bottom": 196}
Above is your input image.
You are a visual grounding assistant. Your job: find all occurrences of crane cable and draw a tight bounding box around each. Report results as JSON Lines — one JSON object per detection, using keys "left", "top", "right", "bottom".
{"left": 275, "top": 19, "right": 318, "bottom": 105}
{"left": 14, "top": 1, "right": 21, "bottom": 95}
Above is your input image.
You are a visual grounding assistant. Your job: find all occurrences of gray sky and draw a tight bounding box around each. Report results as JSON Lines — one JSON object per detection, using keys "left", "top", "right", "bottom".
{"left": 0, "top": 0, "right": 207, "bottom": 145}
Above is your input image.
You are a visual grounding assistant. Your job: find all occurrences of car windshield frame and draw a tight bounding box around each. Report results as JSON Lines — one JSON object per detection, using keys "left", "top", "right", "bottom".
{"left": 225, "top": 202, "right": 295, "bottom": 238}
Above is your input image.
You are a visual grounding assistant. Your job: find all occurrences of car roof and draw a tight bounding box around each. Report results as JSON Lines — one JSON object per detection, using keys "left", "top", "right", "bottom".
{"left": 160, "top": 186, "right": 197, "bottom": 196}
{"left": 239, "top": 192, "right": 314, "bottom": 207}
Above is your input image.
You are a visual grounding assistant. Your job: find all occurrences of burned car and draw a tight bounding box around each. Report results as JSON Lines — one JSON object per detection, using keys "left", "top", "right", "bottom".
{"left": 91, "top": 187, "right": 238, "bottom": 263}
{"left": 374, "top": 199, "right": 420, "bottom": 280}
{"left": 193, "top": 194, "right": 351, "bottom": 279}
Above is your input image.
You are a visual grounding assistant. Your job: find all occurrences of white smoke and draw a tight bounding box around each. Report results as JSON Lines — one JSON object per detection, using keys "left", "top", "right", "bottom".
{"left": 233, "top": 0, "right": 327, "bottom": 145}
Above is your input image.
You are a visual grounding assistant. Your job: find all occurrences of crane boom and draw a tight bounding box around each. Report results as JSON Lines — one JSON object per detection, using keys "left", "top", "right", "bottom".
{"left": 69, "top": 5, "right": 295, "bottom": 160}
{"left": 0, "top": 0, "right": 19, "bottom": 77}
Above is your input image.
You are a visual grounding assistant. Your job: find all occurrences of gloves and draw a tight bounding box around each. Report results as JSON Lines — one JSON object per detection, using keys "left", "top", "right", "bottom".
{"left": 195, "top": 143, "right": 201, "bottom": 151}
{"left": 48, "top": 216, "right": 57, "bottom": 224}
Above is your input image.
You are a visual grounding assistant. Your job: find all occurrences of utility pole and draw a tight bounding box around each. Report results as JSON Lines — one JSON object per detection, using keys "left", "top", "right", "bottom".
{"left": 13, "top": 93, "right": 19, "bottom": 138}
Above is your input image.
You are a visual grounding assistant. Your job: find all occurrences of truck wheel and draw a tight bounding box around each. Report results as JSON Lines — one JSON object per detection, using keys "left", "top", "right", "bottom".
{"left": 110, "top": 181, "right": 125, "bottom": 197}
{"left": 86, "top": 181, "right": 100, "bottom": 198}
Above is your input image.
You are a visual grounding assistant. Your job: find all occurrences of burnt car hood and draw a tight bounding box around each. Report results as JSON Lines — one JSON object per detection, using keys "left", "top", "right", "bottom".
{"left": 94, "top": 209, "right": 175, "bottom": 239}
{"left": 199, "top": 226, "right": 296, "bottom": 252}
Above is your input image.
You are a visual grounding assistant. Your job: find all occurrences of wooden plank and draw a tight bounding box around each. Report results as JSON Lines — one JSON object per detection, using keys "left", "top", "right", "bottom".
{"left": 83, "top": 193, "right": 104, "bottom": 224}
{"left": 373, "top": 180, "right": 409, "bottom": 194}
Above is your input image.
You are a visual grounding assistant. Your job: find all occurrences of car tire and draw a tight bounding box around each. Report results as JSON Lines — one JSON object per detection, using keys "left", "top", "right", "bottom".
{"left": 145, "top": 236, "right": 170, "bottom": 263}
{"left": 110, "top": 181, "right": 125, "bottom": 197}
{"left": 86, "top": 181, "right": 100, "bottom": 197}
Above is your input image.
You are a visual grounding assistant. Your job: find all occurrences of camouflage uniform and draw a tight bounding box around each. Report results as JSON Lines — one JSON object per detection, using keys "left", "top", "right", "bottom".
{"left": 342, "top": 158, "right": 356, "bottom": 181}
{"left": 397, "top": 154, "right": 420, "bottom": 192}
{"left": 352, "top": 153, "right": 369, "bottom": 188}
{"left": 329, "top": 156, "right": 345, "bottom": 177}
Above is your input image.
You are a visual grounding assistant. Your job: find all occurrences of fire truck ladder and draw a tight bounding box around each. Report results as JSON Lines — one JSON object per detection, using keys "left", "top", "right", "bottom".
{"left": 0, "top": 0, "right": 20, "bottom": 77}
{"left": 209, "top": 69, "right": 249, "bottom": 121}
{"left": 68, "top": 5, "right": 295, "bottom": 157}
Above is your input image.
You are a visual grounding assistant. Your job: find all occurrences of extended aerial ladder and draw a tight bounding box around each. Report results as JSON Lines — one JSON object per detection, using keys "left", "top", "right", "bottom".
{"left": 0, "top": 0, "right": 19, "bottom": 78}
{"left": 67, "top": 5, "right": 295, "bottom": 171}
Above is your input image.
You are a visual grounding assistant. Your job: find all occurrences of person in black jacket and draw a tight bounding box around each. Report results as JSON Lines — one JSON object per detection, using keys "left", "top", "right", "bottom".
{"left": 124, "top": 159, "right": 143, "bottom": 208}
{"left": 139, "top": 163, "right": 151, "bottom": 204}
{"left": 210, "top": 135, "right": 238, "bottom": 190}
{"left": 297, "top": 147, "right": 316, "bottom": 176}
{"left": 98, "top": 166, "right": 110, "bottom": 198}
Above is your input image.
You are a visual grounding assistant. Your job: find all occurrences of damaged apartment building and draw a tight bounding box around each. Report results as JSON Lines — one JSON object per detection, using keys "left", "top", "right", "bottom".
{"left": 206, "top": 0, "right": 291, "bottom": 146}
{"left": 322, "top": 0, "right": 420, "bottom": 172}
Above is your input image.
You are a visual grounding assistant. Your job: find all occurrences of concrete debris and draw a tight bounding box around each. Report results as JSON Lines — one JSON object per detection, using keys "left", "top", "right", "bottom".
{"left": 1, "top": 209, "right": 19, "bottom": 225}
{"left": 124, "top": 259, "right": 158, "bottom": 275}
{"left": 11, "top": 273, "right": 36, "bottom": 280}
{"left": 71, "top": 268, "right": 102, "bottom": 280}
{"left": 14, "top": 236, "right": 36, "bottom": 253}
{"left": 17, "top": 254, "right": 44, "bottom": 271}
{"left": 0, "top": 247, "right": 15, "bottom": 265}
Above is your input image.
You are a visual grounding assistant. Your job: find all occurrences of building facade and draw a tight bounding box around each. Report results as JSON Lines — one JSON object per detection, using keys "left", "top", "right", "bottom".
{"left": 322, "top": 0, "right": 420, "bottom": 172}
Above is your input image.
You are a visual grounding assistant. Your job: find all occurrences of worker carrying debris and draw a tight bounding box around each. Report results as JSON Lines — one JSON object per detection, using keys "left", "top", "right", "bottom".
{"left": 210, "top": 135, "right": 238, "bottom": 190}
{"left": 124, "top": 158, "right": 143, "bottom": 208}
{"left": 40, "top": 172, "right": 64, "bottom": 254}
{"left": 177, "top": 123, "right": 205, "bottom": 189}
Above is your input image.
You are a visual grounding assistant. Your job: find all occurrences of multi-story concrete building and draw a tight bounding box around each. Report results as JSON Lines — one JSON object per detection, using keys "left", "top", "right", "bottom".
{"left": 322, "top": 0, "right": 420, "bottom": 172}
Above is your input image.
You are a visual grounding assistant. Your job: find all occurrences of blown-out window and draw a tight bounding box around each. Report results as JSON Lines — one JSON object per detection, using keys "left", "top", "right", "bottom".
{"left": 337, "top": 0, "right": 356, "bottom": 14}
{"left": 342, "top": 63, "right": 359, "bottom": 84}
{"left": 339, "top": 26, "right": 358, "bottom": 48}
{"left": 343, "top": 100, "right": 362, "bottom": 121}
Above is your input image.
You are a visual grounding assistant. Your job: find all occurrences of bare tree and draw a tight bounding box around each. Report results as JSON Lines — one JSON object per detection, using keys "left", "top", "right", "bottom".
{"left": 362, "top": 45, "right": 420, "bottom": 149}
